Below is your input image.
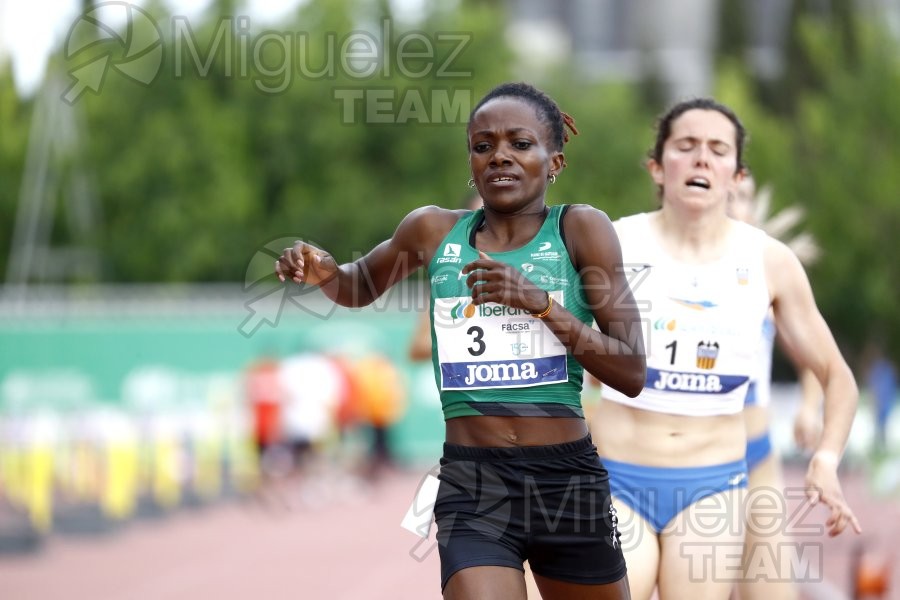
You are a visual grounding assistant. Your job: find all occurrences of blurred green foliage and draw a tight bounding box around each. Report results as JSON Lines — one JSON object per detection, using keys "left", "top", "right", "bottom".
{"left": 717, "top": 13, "right": 900, "bottom": 362}
{"left": 0, "top": 69, "right": 32, "bottom": 270}
{"left": 0, "top": 0, "right": 898, "bottom": 362}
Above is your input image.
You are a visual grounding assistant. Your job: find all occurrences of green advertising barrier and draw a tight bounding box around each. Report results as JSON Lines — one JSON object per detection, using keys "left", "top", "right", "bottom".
{"left": 0, "top": 284, "right": 445, "bottom": 537}
{"left": 0, "top": 304, "right": 445, "bottom": 459}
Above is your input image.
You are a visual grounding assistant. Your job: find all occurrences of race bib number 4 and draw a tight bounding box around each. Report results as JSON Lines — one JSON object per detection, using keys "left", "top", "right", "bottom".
{"left": 434, "top": 292, "right": 568, "bottom": 391}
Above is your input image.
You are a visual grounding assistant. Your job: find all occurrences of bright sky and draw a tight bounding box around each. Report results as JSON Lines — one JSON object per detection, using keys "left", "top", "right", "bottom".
{"left": 0, "top": 0, "right": 426, "bottom": 97}
{"left": 1, "top": 0, "right": 209, "bottom": 96}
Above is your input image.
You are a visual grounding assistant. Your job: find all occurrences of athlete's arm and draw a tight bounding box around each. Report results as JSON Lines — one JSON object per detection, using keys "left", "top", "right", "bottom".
{"left": 560, "top": 205, "right": 646, "bottom": 397}
{"left": 276, "top": 206, "right": 458, "bottom": 308}
{"left": 766, "top": 238, "right": 861, "bottom": 535}
{"left": 793, "top": 367, "right": 824, "bottom": 451}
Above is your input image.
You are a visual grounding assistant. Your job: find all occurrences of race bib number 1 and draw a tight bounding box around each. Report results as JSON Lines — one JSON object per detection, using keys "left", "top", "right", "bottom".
{"left": 434, "top": 292, "right": 568, "bottom": 391}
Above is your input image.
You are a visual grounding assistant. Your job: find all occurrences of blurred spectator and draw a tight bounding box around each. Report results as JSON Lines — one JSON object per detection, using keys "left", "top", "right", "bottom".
{"left": 865, "top": 343, "right": 897, "bottom": 454}
{"left": 244, "top": 354, "right": 283, "bottom": 463}
{"left": 330, "top": 355, "right": 360, "bottom": 435}
{"left": 352, "top": 354, "right": 406, "bottom": 480}
{"left": 277, "top": 351, "right": 347, "bottom": 476}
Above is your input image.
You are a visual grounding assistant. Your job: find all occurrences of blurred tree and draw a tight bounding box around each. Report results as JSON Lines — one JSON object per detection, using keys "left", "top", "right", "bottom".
{"left": 59, "top": 0, "right": 517, "bottom": 281}
{"left": 718, "top": 11, "right": 900, "bottom": 364}
{"left": 785, "top": 16, "right": 900, "bottom": 361}
{"left": 0, "top": 68, "right": 33, "bottom": 272}
{"left": 1, "top": 0, "right": 898, "bottom": 367}
{"left": 716, "top": 0, "right": 748, "bottom": 62}
{"left": 533, "top": 75, "right": 657, "bottom": 220}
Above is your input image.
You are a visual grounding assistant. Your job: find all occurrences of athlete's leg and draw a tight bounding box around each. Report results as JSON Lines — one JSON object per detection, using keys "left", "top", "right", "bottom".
{"left": 520, "top": 442, "right": 630, "bottom": 599}
{"left": 657, "top": 488, "right": 746, "bottom": 600}
{"left": 533, "top": 572, "right": 631, "bottom": 600}
{"left": 614, "top": 497, "right": 660, "bottom": 600}
{"left": 443, "top": 565, "right": 527, "bottom": 600}
{"left": 737, "top": 453, "right": 797, "bottom": 600}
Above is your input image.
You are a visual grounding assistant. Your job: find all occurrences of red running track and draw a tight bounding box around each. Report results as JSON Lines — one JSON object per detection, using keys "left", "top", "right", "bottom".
{"left": 1, "top": 464, "right": 898, "bottom": 600}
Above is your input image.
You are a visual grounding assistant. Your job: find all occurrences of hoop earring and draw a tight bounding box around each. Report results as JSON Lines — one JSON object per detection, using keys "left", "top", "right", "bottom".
{"left": 549, "top": 174, "right": 557, "bottom": 184}
{"left": 467, "top": 178, "right": 476, "bottom": 188}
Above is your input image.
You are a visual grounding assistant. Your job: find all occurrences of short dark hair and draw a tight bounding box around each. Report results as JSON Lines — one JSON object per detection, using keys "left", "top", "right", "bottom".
{"left": 469, "top": 82, "right": 578, "bottom": 152}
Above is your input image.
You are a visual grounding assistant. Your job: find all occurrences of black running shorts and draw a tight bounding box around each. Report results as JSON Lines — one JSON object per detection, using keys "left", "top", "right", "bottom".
{"left": 434, "top": 435, "right": 627, "bottom": 590}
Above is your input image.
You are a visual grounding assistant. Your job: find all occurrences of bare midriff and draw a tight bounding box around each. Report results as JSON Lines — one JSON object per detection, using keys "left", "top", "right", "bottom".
{"left": 445, "top": 416, "right": 589, "bottom": 447}
{"left": 593, "top": 399, "right": 746, "bottom": 466}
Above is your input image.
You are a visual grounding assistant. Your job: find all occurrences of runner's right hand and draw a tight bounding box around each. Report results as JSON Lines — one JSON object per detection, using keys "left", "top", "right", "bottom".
{"left": 275, "top": 241, "right": 337, "bottom": 286}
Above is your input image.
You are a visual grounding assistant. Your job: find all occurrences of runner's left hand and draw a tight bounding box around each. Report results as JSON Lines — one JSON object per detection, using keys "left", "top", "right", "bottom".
{"left": 805, "top": 451, "right": 862, "bottom": 536}
{"left": 462, "top": 251, "right": 548, "bottom": 314}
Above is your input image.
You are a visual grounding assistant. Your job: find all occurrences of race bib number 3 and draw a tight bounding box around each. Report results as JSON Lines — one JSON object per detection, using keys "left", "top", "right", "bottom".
{"left": 434, "top": 292, "right": 568, "bottom": 391}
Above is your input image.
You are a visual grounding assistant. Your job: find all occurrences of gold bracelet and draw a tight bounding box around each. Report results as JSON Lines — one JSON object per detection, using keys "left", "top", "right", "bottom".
{"left": 530, "top": 294, "right": 553, "bottom": 319}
